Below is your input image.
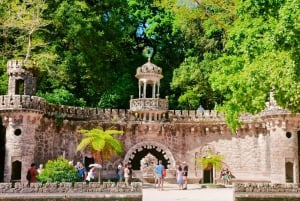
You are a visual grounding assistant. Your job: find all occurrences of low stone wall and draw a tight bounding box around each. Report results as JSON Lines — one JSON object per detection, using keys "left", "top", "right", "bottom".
{"left": 0, "top": 182, "right": 142, "bottom": 201}
{"left": 234, "top": 183, "right": 300, "bottom": 201}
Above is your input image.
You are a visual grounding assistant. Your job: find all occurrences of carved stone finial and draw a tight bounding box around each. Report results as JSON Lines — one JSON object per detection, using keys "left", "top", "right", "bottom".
{"left": 143, "top": 46, "right": 154, "bottom": 61}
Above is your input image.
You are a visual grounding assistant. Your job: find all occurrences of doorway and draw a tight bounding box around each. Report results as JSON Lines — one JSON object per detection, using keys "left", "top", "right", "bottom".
{"left": 11, "top": 160, "right": 21, "bottom": 182}
{"left": 203, "top": 164, "right": 213, "bottom": 183}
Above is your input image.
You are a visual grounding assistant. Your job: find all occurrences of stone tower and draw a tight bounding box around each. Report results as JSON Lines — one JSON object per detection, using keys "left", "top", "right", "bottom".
{"left": 129, "top": 58, "right": 168, "bottom": 121}
{"left": 1, "top": 60, "right": 43, "bottom": 182}
{"left": 7, "top": 60, "right": 37, "bottom": 96}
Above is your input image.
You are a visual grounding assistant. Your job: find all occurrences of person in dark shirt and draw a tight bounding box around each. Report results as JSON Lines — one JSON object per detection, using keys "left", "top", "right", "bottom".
{"left": 27, "top": 163, "right": 38, "bottom": 186}
{"left": 182, "top": 161, "right": 188, "bottom": 190}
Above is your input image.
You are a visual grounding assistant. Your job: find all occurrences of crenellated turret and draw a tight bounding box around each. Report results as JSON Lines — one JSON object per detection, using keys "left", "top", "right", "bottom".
{"left": 7, "top": 60, "right": 37, "bottom": 96}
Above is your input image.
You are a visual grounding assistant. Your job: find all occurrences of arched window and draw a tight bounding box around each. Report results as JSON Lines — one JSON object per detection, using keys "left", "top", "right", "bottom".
{"left": 15, "top": 79, "right": 24, "bottom": 95}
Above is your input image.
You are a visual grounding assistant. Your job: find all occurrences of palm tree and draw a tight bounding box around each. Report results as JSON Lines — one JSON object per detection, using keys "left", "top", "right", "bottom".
{"left": 77, "top": 127, "right": 124, "bottom": 182}
{"left": 196, "top": 150, "right": 223, "bottom": 184}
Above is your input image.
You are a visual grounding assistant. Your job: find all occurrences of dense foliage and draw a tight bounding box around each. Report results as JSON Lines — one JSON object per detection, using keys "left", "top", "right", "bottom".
{"left": 37, "top": 157, "right": 79, "bottom": 183}
{"left": 1, "top": 0, "right": 300, "bottom": 130}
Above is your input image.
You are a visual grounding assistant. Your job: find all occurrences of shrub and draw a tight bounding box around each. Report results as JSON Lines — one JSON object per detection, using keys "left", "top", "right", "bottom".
{"left": 37, "top": 156, "right": 79, "bottom": 183}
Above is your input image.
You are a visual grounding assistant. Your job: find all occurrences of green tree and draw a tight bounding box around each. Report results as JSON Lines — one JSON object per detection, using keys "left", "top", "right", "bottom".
{"left": 37, "top": 87, "right": 86, "bottom": 107}
{"left": 210, "top": 0, "right": 300, "bottom": 130}
{"left": 46, "top": 0, "right": 138, "bottom": 107}
{"left": 77, "top": 127, "right": 123, "bottom": 181}
{"left": 128, "top": 0, "right": 187, "bottom": 108}
{"left": 156, "top": 0, "right": 234, "bottom": 110}
{"left": 37, "top": 156, "right": 78, "bottom": 183}
{"left": 2, "top": 0, "right": 50, "bottom": 62}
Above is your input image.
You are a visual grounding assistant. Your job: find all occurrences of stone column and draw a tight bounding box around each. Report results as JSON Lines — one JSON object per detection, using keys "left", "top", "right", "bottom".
{"left": 143, "top": 80, "right": 147, "bottom": 98}
{"left": 138, "top": 80, "right": 141, "bottom": 98}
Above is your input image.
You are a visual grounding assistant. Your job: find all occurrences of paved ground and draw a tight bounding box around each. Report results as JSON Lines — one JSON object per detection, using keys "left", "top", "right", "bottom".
{"left": 143, "top": 183, "right": 234, "bottom": 201}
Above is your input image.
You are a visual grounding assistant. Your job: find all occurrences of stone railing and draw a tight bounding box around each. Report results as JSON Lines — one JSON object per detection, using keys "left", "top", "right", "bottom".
{"left": 130, "top": 98, "right": 168, "bottom": 111}
{"left": 0, "top": 182, "right": 142, "bottom": 193}
{"left": 168, "top": 109, "right": 225, "bottom": 122}
{"left": 234, "top": 183, "right": 300, "bottom": 201}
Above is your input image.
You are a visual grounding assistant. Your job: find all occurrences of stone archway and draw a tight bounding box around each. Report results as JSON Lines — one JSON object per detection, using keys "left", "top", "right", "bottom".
{"left": 123, "top": 141, "right": 176, "bottom": 170}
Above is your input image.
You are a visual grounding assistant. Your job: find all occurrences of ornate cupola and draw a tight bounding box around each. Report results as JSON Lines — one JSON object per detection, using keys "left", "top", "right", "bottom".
{"left": 136, "top": 58, "right": 163, "bottom": 99}
{"left": 130, "top": 53, "right": 168, "bottom": 122}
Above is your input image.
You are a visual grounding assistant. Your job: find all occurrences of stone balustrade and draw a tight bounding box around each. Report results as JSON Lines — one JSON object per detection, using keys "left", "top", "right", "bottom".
{"left": 130, "top": 98, "right": 168, "bottom": 111}
{"left": 0, "top": 182, "right": 142, "bottom": 193}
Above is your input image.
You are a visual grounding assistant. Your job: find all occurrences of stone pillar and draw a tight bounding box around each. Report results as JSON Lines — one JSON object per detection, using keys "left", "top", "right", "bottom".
{"left": 152, "top": 82, "right": 156, "bottom": 98}
{"left": 138, "top": 81, "right": 141, "bottom": 98}
{"left": 143, "top": 80, "right": 147, "bottom": 98}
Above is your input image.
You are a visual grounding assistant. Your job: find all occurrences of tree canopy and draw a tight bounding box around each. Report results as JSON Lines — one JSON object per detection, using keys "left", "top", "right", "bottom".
{"left": 1, "top": 0, "right": 300, "bottom": 130}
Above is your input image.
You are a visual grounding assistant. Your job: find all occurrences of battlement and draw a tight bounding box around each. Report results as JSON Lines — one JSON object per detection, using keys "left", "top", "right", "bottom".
{"left": 0, "top": 95, "right": 295, "bottom": 125}
{"left": 7, "top": 60, "right": 37, "bottom": 73}
{"left": 0, "top": 95, "right": 46, "bottom": 111}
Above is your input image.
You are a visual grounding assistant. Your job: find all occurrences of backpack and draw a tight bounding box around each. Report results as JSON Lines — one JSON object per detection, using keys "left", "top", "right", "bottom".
{"left": 26, "top": 170, "right": 31, "bottom": 181}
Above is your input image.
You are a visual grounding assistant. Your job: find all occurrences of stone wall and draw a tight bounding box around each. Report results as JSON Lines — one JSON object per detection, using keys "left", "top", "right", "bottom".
{"left": 234, "top": 183, "right": 300, "bottom": 201}
{"left": 0, "top": 182, "right": 142, "bottom": 193}
{"left": 0, "top": 182, "right": 142, "bottom": 201}
{"left": 1, "top": 94, "right": 300, "bottom": 184}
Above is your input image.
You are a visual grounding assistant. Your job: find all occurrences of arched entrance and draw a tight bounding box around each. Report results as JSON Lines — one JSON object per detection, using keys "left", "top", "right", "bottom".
{"left": 123, "top": 141, "right": 176, "bottom": 170}
{"left": 0, "top": 120, "right": 5, "bottom": 182}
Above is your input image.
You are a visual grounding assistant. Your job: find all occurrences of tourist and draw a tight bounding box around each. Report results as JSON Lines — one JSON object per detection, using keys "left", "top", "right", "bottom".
{"left": 155, "top": 160, "right": 164, "bottom": 191}
{"left": 128, "top": 162, "right": 133, "bottom": 184}
{"left": 182, "top": 161, "right": 188, "bottom": 190}
{"left": 176, "top": 165, "right": 184, "bottom": 190}
{"left": 77, "top": 162, "right": 87, "bottom": 181}
{"left": 27, "top": 163, "right": 38, "bottom": 186}
{"left": 226, "top": 168, "right": 232, "bottom": 184}
{"left": 85, "top": 166, "right": 96, "bottom": 183}
{"left": 124, "top": 163, "right": 130, "bottom": 186}
{"left": 74, "top": 161, "right": 81, "bottom": 171}
{"left": 118, "top": 162, "right": 124, "bottom": 182}
{"left": 37, "top": 164, "right": 44, "bottom": 174}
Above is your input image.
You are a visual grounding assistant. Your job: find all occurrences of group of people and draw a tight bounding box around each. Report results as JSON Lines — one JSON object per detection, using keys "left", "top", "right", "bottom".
{"left": 116, "top": 162, "right": 133, "bottom": 186}
{"left": 154, "top": 160, "right": 189, "bottom": 191}
{"left": 220, "top": 168, "right": 233, "bottom": 184}
{"left": 175, "top": 161, "right": 188, "bottom": 190}
{"left": 27, "top": 159, "right": 190, "bottom": 190}
{"left": 74, "top": 161, "right": 98, "bottom": 183}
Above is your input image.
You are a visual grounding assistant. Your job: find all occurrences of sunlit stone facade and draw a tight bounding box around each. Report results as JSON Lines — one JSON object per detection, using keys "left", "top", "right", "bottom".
{"left": 0, "top": 59, "right": 299, "bottom": 185}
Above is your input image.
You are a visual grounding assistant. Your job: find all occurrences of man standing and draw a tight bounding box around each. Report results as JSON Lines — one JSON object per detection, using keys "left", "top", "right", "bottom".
{"left": 27, "top": 163, "right": 38, "bottom": 186}
{"left": 182, "top": 161, "right": 188, "bottom": 190}
{"left": 155, "top": 160, "right": 164, "bottom": 191}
